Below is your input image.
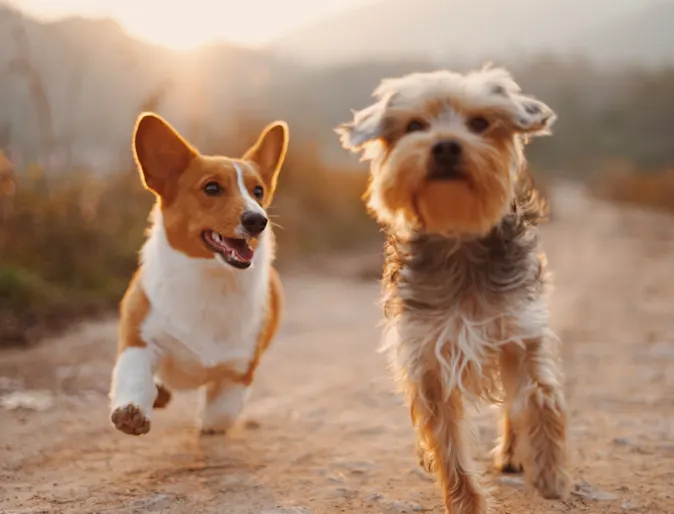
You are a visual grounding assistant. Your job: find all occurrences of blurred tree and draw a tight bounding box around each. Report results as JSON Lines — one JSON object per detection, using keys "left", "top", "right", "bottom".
{"left": 8, "top": 23, "right": 55, "bottom": 164}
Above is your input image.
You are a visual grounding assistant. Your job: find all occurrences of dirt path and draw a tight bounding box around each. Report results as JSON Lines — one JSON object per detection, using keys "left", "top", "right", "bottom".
{"left": 1, "top": 182, "right": 673, "bottom": 514}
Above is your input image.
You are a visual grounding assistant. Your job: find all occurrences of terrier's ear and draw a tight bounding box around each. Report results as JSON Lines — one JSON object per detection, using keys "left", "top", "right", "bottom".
{"left": 479, "top": 67, "right": 557, "bottom": 136}
{"left": 335, "top": 95, "right": 392, "bottom": 154}
{"left": 507, "top": 94, "right": 557, "bottom": 136}
{"left": 132, "top": 113, "right": 197, "bottom": 198}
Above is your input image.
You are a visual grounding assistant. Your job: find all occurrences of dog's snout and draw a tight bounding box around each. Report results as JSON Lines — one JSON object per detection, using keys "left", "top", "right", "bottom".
{"left": 429, "top": 140, "right": 464, "bottom": 180}
{"left": 432, "top": 140, "right": 462, "bottom": 164}
{"left": 241, "top": 211, "right": 268, "bottom": 236}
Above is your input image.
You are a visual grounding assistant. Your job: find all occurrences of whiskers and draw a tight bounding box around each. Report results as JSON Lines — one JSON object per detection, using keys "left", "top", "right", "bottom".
{"left": 266, "top": 212, "right": 284, "bottom": 231}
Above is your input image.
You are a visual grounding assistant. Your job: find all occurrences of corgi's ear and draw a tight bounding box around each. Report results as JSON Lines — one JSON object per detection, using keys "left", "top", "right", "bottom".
{"left": 242, "top": 121, "right": 289, "bottom": 202}
{"left": 132, "top": 112, "right": 197, "bottom": 198}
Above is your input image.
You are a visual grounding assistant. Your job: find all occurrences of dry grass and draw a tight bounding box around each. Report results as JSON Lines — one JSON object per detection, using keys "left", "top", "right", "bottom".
{"left": 0, "top": 130, "right": 376, "bottom": 346}
{"left": 591, "top": 159, "right": 674, "bottom": 214}
{"left": 5, "top": 128, "right": 665, "bottom": 347}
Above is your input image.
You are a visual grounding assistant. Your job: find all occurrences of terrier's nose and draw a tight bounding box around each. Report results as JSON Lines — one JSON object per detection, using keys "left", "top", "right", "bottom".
{"left": 241, "top": 211, "right": 268, "bottom": 236}
{"left": 432, "top": 140, "right": 462, "bottom": 166}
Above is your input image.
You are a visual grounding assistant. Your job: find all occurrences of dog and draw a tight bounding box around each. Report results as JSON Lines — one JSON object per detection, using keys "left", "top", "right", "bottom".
{"left": 109, "top": 113, "right": 288, "bottom": 436}
{"left": 336, "top": 65, "right": 569, "bottom": 513}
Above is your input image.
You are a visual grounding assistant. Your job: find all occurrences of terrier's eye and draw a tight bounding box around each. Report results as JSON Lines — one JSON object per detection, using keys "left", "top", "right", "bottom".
{"left": 405, "top": 120, "right": 426, "bottom": 133}
{"left": 203, "top": 181, "right": 223, "bottom": 196}
{"left": 467, "top": 117, "right": 490, "bottom": 134}
{"left": 253, "top": 185, "right": 264, "bottom": 200}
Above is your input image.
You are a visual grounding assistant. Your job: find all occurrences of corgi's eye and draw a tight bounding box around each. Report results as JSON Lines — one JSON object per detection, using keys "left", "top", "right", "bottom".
{"left": 203, "top": 181, "right": 223, "bottom": 196}
{"left": 253, "top": 185, "right": 264, "bottom": 200}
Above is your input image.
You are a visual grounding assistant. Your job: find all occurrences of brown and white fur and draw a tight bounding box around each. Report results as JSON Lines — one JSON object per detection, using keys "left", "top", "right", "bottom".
{"left": 109, "top": 113, "right": 288, "bottom": 436}
{"left": 336, "top": 66, "right": 570, "bottom": 513}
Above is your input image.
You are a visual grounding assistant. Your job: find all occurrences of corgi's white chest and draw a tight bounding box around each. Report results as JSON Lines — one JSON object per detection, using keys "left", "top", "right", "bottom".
{"left": 138, "top": 212, "right": 271, "bottom": 383}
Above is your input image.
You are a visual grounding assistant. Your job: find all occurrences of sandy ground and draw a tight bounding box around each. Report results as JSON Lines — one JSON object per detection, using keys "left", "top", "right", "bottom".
{"left": 1, "top": 182, "right": 673, "bottom": 514}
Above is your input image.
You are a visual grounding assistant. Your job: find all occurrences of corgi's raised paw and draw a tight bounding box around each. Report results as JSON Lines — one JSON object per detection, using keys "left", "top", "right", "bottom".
{"left": 111, "top": 403, "right": 151, "bottom": 436}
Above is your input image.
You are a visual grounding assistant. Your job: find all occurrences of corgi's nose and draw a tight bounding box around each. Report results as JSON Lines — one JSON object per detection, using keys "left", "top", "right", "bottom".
{"left": 241, "top": 211, "right": 268, "bottom": 236}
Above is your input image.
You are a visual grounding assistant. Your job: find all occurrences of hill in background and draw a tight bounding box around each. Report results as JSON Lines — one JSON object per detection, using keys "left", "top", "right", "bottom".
{"left": 1, "top": 0, "right": 673, "bottom": 171}
{"left": 272, "top": 0, "right": 674, "bottom": 67}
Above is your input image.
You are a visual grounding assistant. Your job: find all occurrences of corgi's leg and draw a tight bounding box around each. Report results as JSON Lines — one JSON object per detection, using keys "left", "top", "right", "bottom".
{"left": 198, "top": 380, "right": 250, "bottom": 435}
{"left": 197, "top": 267, "right": 282, "bottom": 435}
{"left": 110, "top": 346, "right": 159, "bottom": 435}
{"left": 109, "top": 275, "right": 159, "bottom": 436}
{"left": 152, "top": 381, "right": 172, "bottom": 409}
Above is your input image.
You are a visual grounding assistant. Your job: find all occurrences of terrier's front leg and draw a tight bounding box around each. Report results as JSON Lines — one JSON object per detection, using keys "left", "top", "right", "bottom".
{"left": 511, "top": 336, "right": 570, "bottom": 499}
{"left": 407, "top": 371, "right": 488, "bottom": 514}
{"left": 493, "top": 347, "right": 524, "bottom": 474}
{"left": 110, "top": 345, "right": 159, "bottom": 436}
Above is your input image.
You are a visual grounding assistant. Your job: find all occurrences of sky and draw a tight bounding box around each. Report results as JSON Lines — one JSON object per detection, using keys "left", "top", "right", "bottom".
{"left": 9, "top": 0, "right": 376, "bottom": 49}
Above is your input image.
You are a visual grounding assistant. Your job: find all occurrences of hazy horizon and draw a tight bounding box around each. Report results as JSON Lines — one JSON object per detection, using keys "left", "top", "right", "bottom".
{"left": 4, "top": 0, "right": 381, "bottom": 49}
{"left": 5, "top": 0, "right": 670, "bottom": 54}
{"left": 1, "top": 0, "right": 673, "bottom": 173}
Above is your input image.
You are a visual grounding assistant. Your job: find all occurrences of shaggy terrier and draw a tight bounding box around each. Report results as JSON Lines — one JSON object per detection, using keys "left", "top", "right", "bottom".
{"left": 337, "top": 65, "right": 570, "bottom": 513}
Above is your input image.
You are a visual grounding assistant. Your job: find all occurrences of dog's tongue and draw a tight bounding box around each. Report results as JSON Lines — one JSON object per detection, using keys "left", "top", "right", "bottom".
{"left": 228, "top": 239, "right": 254, "bottom": 261}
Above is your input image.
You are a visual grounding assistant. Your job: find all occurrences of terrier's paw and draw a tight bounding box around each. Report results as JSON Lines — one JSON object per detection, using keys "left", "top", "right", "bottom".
{"left": 498, "top": 461, "right": 524, "bottom": 474}
{"left": 529, "top": 465, "right": 571, "bottom": 500}
{"left": 446, "top": 489, "right": 489, "bottom": 514}
{"left": 111, "top": 404, "right": 151, "bottom": 436}
{"left": 416, "top": 441, "right": 435, "bottom": 474}
{"left": 494, "top": 449, "right": 523, "bottom": 474}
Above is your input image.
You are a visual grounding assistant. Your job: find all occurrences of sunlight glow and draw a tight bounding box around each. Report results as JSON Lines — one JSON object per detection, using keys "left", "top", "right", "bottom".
{"left": 11, "top": 0, "right": 376, "bottom": 49}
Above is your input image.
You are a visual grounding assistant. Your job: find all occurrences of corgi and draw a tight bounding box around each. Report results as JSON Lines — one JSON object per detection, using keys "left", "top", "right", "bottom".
{"left": 109, "top": 113, "right": 288, "bottom": 436}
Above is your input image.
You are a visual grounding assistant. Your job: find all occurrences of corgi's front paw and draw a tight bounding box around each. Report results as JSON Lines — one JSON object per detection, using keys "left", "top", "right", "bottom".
{"left": 111, "top": 403, "right": 151, "bottom": 436}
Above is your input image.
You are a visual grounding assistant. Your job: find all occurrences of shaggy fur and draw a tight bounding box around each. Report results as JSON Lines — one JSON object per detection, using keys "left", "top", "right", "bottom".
{"left": 337, "top": 66, "right": 569, "bottom": 513}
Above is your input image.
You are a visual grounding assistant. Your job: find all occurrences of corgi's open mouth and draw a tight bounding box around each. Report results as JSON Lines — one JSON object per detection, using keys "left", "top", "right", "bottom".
{"left": 202, "top": 231, "right": 254, "bottom": 269}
